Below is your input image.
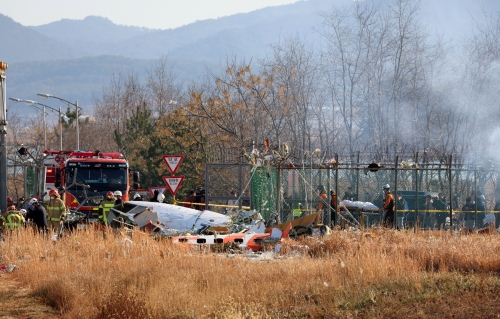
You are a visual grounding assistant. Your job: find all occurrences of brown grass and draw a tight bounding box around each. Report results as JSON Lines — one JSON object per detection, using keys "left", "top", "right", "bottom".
{"left": 2, "top": 227, "right": 500, "bottom": 318}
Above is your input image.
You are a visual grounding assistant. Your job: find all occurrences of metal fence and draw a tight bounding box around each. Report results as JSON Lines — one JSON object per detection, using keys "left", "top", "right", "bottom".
{"left": 270, "top": 160, "right": 500, "bottom": 231}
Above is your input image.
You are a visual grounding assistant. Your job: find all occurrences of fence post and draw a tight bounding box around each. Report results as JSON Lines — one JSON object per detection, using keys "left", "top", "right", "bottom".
{"left": 276, "top": 163, "right": 281, "bottom": 223}
{"left": 414, "top": 152, "right": 419, "bottom": 232}
{"left": 448, "top": 155, "right": 453, "bottom": 234}
{"left": 335, "top": 154, "right": 339, "bottom": 228}
{"left": 394, "top": 156, "right": 399, "bottom": 229}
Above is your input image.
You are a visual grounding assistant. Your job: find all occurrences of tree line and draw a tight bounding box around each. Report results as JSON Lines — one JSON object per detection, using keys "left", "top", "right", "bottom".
{"left": 7, "top": 0, "right": 500, "bottom": 198}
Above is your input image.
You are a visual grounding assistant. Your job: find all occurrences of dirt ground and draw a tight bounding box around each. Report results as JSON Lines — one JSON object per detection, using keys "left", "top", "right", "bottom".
{"left": 0, "top": 275, "right": 59, "bottom": 319}
{"left": 1, "top": 273, "right": 500, "bottom": 319}
{"left": 353, "top": 286, "right": 500, "bottom": 319}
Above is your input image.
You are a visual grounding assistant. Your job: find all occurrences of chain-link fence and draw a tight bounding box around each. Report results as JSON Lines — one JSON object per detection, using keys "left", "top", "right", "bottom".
{"left": 205, "top": 163, "right": 252, "bottom": 214}
{"left": 264, "top": 161, "right": 500, "bottom": 231}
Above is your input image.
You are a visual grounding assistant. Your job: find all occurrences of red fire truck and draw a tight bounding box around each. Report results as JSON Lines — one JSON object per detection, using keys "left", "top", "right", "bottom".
{"left": 42, "top": 150, "right": 131, "bottom": 214}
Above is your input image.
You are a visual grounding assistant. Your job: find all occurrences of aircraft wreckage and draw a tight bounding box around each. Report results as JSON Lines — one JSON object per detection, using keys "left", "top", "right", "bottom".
{"left": 81, "top": 201, "right": 327, "bottom": 252}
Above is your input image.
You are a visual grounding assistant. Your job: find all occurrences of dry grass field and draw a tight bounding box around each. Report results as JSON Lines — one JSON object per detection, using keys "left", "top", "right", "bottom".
{"left": 1, "top": 226, "right": 500, "bottom": 318}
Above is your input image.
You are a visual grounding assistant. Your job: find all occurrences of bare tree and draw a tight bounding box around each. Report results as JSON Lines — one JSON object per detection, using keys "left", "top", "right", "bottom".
{"left": 146, "top": 56, "right": 184, "bottom": 117}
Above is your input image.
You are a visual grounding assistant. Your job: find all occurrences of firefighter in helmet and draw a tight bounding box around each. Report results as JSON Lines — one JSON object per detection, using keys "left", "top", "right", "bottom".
{"left": 316, "top": 185, "right": 328, "bottom": 225}
{"left": 46, "top": 188, "right": 66, "bottom": 234}
{"left": 382, "top": 184, "right": 395, "bottom": 228}
{"left": 114, "top": 191, "right": 123, "bottom": 206}
{"left": 99, "top": 191, "right": 116, "bottom": 226}
{"left": 1, "top": 205, "right": 25, "bottom": 232}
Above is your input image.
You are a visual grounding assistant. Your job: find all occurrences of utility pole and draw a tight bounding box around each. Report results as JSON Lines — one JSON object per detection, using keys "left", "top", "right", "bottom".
{"left": 0, "top": 61, "right": 8, "bottom": 213}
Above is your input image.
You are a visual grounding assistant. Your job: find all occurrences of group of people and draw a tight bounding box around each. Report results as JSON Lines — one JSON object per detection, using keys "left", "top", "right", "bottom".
{"left": 2, "top": 188, "right": 127, "bottom": 233}
{"left": 312, "top": 184, "right": 427, "bottom": 229}
{"left": 181, "top": 187, "right": 206, "bottom": 210}
{"left": 1, "top": 188, "right": 66, "bottom": 235}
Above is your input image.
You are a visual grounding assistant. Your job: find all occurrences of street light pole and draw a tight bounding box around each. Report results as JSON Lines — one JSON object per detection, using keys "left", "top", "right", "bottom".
{"left": 43, "top": 104, "right": 46, "bottom": 148}
{"left": 59, "top": 105, "right": 62, "bottom": 150}
{"left": 9, "top": 98, "right": 62, "bottom": 150}
{"left": 76, "top": 100, "right": 79, "bottom": 150}
{"left": 37, "top": 93, "right": 81, "bottom": 150}
{"left": 0, "top": 61, "right": 7, "bottom": 213}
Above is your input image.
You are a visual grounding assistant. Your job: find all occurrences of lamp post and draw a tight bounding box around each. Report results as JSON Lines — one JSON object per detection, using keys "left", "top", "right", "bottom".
{"left": 9, "top": 98, "right": 63, "bottom": 150}
{"left": 0, "top": 61, "right": 7, "bottom": 213}
{"left": 37, "top": 93, "right": 81, "bottom": 150}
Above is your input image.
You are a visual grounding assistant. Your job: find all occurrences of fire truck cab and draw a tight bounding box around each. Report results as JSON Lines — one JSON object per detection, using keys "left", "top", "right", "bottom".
{"left": 42, "top": 150, "right": 130, "bottom": 214}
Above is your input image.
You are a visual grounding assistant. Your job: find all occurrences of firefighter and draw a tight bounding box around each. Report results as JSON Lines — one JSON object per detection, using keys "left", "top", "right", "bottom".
{"left": 292, "top": 203, "right": 302, "bottom": 219}
{"left": 99, "top": 191, "right": 116, "bottom": 225}
{"left": 46, "top": 188, "right": 66, "bottom": 234}
{"left": 382, "top": 184, "right": 395, "bottom": 228}
{"left": 2, "top": 205, "right": 25, "bottom": 232}
{"left": 7, "top": 197, "right": 14, "bottom": 208}
{"left": 114, "top": 190, "right": 123, "bottom": 206}
{"left": 316, "top": 185, "right": 328, "bottom": 225}
{"left": 330, "top": 189, "right": 338, "bottom": 227}
{"left": 17, "top": 197, "right": 25, "bottom": 210}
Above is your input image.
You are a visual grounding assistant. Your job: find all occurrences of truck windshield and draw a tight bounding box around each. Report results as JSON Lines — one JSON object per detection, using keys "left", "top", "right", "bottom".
{"left": 66, "top": 167, "right": 127, "bottom": 190}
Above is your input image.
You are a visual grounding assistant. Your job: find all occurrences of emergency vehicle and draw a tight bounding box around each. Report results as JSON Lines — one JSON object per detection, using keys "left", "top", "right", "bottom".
{"left": 42, "top": 150, "right": 131, "bottom": 214}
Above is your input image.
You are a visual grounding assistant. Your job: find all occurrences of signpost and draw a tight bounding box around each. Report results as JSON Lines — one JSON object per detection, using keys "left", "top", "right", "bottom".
{"left": 161, "top": 155, "right": 184, "bottom": 201}
{"left": 148, "top": 187, "right": 167, "bottom": 198}
{"left": 162, "top": 176, "right": 184, "bottom": 195}
{"left": 162, "top": 155, "right": 183, "bottom": 175}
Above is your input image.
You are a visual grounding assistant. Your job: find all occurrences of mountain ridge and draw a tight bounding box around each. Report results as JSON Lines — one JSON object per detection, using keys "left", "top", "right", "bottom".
{"left": 3, "top": 0, "right": 500, "bottom": 109}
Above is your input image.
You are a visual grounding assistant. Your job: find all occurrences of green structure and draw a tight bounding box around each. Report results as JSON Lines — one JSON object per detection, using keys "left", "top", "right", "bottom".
{"left": 250, "top": 167, "right": 277, "bottom": 220}
{"left": 26, "top": 166, "right": 35, "bottom": 198}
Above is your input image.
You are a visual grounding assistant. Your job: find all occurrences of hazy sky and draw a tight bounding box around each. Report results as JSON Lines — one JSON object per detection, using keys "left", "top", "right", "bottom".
{"left": 0, "top": 0, "right": 300, "bottom": 29}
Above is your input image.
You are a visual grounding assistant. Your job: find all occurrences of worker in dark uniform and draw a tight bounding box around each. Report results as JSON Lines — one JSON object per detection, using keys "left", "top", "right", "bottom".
{"left": 25, "top": 198, "right": 48, "bottom": 234}
{"left": 330, "top": 189, "right": 338, "bottom": 227}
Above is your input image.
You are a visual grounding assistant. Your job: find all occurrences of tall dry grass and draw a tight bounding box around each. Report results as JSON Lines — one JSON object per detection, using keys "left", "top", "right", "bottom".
{"left": 2, "top": 227, "right": 500, "bottom": 318}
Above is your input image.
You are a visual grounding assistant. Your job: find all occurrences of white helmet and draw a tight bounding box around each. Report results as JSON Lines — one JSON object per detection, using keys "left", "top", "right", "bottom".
{"left": 20, "top": 209, "right": 27, "bottom": 214}
{"left": 29, "top": 198, "right": 38, "bottom": 205}
{"left": 133, "top": 194, "right": 141, "bottom": 199}
{"left": 382, "top": 184, "right": 390, "bottom": 190}
{"left": 114, "top": 190, "right": 122, "bottom": 196}
{"left": 157, "top": 193, "right": 165, "bottom": 202}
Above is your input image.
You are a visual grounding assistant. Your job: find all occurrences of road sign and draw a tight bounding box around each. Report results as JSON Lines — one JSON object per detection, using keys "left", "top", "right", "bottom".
{"left": 148, "top": 187, "right": 167, "bottom": 198}
{"left": 162, "top": 155, "right": 184, "bottom": 175}
{"left": 162, "top": 176, "right": 184, "bottom": 195}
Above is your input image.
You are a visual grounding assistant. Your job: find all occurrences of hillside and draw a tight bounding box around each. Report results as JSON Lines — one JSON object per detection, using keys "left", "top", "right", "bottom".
{"left": 0, "top": 14, "right": 81, "bottom": 63}
{"left": 6, "top": 56, "right": 216, "bottom": 111}
{"left": 3, "top": 0, "right": 500, "bottom": 108}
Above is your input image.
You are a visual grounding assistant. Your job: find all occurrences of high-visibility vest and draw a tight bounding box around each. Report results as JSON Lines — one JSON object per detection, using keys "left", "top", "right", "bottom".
{"left": 5, "top": 212, "right": 23, "bottom": 230}
{"left": 99, "top": 199, "right": 116, "bottom": 225}
{"left": 292, "top": 208, "right": 302, "bottom": 217}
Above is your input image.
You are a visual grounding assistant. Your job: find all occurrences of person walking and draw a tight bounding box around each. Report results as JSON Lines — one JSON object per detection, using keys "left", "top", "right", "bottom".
{"left": 25, "top": 198, "right": 48, "bottom": 234}
{"left": 46, "top": 189, "right": 66, "bottom": 235}
{"left": 382, "top": 184, "right": 395, "bottom": 228}
{"left": 99, "top": 191, "right": 116, "bottom": 226}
